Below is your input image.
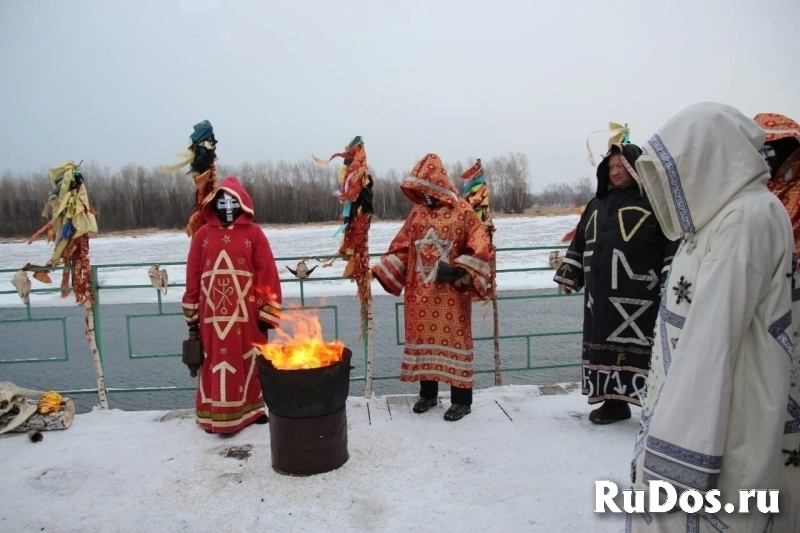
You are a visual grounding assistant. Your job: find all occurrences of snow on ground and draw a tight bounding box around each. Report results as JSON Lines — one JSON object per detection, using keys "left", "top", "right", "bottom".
{"left": 0, "top": 385, "right": 633, "bottom": 533}
{"left": 0, "top": 215, "right": 580, "bottom": 307}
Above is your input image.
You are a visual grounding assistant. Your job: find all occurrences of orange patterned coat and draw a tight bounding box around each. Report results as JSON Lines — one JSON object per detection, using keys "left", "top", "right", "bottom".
{"left": 755, "top": 113, "right": 800, "bottom": 255}
{"left": 372, "top": 154, "right": 492, "bottom": 389}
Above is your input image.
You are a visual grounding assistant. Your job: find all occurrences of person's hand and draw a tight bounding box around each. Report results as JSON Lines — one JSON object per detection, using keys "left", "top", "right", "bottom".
{"left": 561, "top": 285, "right": 572, "bottom": 295}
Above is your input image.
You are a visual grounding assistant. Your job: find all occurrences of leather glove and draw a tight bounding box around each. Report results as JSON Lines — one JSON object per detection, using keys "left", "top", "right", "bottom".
{"left": 435, "top": 261, "right": 470, "bottom": 285}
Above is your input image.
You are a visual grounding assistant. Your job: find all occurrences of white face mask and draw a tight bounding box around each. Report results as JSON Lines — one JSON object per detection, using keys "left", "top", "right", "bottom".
{"left": 215, "top": 192, "right": 241, "bottom": 224}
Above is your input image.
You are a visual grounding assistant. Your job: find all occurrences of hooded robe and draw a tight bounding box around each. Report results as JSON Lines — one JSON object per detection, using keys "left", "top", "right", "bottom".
{"left": 372, "top": 154, "right": 492, "bottom": 389}
{"left": 553, "top": 143, "right": 677, "bottom": 407}
{"left": 182, "top": 176, "right": 282, "bottom": 434}
{"left": 627, "top": 103, "right": 800, "bottom": 532}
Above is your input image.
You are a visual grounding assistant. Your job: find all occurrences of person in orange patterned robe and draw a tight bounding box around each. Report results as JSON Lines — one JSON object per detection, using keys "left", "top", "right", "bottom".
{"left": 372, "top": 154, "right": 493, "bottom": 421}
{"left": 754, "top": 113, "right": 800, "bottom": 256}
{"left": 182, "top": 176, "right": 282, "bottom": 434}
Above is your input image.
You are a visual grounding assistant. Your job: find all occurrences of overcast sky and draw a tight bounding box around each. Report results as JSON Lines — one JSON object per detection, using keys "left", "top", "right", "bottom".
{"left": 2, "top": 0, "right": 799, "bottom": 190}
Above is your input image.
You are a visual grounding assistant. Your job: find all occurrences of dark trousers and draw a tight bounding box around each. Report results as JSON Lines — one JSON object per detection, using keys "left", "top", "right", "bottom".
{"left": 420, "top": 380, "right": 472, "bottom": 406}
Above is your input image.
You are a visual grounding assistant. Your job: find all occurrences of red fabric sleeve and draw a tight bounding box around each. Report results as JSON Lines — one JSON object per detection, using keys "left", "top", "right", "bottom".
{"left": 252, "top": 226, "right": 282, "bottom": 328}
{"left": 372, "top": 215, "right": 413, "bottom": 296}
{"left": 339, "top": 169, "right": 366, "bottom": 202}
{"left": 182, "top": 227, "right": 205, "bottom": 324}
{"left": 453, "top": 210, "right": 493, "bottom": 299}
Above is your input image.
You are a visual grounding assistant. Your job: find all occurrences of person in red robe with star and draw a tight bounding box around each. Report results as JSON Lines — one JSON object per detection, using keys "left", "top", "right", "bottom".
{"left": 182, "top": 176, "right": 282, "bottom": 434}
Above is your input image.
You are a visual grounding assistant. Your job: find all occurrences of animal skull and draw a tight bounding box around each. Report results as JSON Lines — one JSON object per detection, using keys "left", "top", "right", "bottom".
{"left": 148, "top": 264, "right": 169, "bottom": 295}
{"left": 0, "top": 382, "right": 45, "bottom": 435}
{"left": 549, "top": 251, "right": 564, "bottom": 270}
{"left": 286, "top": 259, "right": 318, "bottom": 279}
{"left": 10, "top": 270, "right": 31, "bottom": 304}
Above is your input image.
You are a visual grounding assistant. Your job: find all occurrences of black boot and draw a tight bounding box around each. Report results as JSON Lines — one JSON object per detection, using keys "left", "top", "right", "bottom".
{"left": 414, "top": 381, "right": 439, "bottom": 413}
{"left": 444, "top": 404, "right": 471, "bottom": 421}
{"left": 413, "top": 397, "right": 438, "bottom": 413}
{"left": 254, "top": 414, "right": 269, "bottom": 424}
{"left": 588, "top": 399, "right": 631, "bottom": 424}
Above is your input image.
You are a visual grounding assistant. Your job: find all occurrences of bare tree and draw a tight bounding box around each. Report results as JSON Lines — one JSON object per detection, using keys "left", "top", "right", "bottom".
{"left": 0, "top": 152, "right": 588, "bottom": 238}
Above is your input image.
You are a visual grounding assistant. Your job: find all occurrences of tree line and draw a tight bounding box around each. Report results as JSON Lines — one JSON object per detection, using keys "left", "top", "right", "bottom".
{"left": 0, "top": 151, "right": 594, "bottom": 238}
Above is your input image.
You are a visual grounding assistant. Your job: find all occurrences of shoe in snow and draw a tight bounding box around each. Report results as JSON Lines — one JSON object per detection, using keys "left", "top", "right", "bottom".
{"left": 444, "top": 404, "right": 471, "bottom": 421}
{"left": 588, "top": 400, "right": 631, "bottom": 424}
{"left": 413, "top": 397, "right": 438, "bottom": 413}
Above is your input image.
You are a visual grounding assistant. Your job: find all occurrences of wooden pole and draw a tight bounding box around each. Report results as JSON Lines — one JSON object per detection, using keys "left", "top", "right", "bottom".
{"left": 489, "top": 224, "right": 502, "bottom": 386}
{"left": 363, "top": 296, "right": 374, "bottom": 399}
{"left": 361, "top": 236, "right": 374, "bottom": 400}
{"left": 85, "top": 305, "right": 109, "bottom": 409}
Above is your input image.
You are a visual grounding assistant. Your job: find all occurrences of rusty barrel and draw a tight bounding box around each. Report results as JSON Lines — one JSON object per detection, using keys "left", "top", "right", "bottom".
{"left": 256, "top": 347, "right": 353, "bottom": 476}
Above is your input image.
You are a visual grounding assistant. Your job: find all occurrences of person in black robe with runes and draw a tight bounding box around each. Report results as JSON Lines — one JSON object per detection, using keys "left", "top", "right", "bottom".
{"left": 553, "top": 143, "right": 679, "bottom": 424}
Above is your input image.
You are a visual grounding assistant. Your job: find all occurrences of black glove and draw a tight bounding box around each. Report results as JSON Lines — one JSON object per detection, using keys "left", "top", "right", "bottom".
{"left": 435, "top": 261, "right": 470, "bottom": 285}
{"left": 258, "top": 321, "right": 275, "bottom": 333}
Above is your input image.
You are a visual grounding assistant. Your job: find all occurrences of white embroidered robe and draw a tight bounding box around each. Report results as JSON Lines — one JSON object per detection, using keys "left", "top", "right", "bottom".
{"left": 626, "top": 103, "right": 800, "bottom": 533}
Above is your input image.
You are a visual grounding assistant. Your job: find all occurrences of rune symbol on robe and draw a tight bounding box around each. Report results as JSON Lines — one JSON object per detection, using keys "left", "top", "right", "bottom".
{"left": 673, "top": 275, "right": 692, "bottom": 305}
{"left": 783, "top": 447, "right": 800, "bottom": 467}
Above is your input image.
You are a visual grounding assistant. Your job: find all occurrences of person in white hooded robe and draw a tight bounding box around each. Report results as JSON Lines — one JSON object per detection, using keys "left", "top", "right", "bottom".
{"left": 625, "top": 102, "right": 800, "bottom": 533}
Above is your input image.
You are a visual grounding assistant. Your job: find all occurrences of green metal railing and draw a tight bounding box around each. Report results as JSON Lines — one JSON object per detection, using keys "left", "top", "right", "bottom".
{"left": 0, "top": 245, "right": 581, "bottom": 406}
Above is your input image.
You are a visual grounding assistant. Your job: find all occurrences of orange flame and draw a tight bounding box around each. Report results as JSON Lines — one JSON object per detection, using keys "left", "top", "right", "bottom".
{"left": 254, "top": 307, "right": 345, "bottom": 370}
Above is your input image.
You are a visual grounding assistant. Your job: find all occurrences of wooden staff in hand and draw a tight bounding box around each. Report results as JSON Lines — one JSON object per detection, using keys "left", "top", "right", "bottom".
{"left": 488, "top": 222, "right": 501, "bottom": 385}
{"left": 460, "top": 159, "right": 502, "bottom": 385}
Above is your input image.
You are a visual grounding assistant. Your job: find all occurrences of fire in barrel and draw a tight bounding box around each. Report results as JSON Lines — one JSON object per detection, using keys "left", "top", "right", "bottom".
{"left": 254, "top": 309, "right": 353, "bottom": 476}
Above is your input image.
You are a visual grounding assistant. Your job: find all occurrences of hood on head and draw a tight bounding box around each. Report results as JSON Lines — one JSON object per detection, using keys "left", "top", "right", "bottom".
{"left": 634, "top": 102, "right": 769, "bottom": 241}
{"left": 595, "top": 143, "right": 644, "bottom": 197}
{"left": 202, "top": 176, "right": 255, "bottom": 225}
{"left": 753, "top": 113, "right": 800, "bottom": 182}
{"left": 401, "top": 154, "right": 461, "bottom": 206}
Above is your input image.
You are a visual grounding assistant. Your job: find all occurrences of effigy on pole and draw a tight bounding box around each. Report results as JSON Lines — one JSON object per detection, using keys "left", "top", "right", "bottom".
{"left": 460, "top": 158, "right": 501, "bottom": 385}
{"left": 11, "top": 161, "right": 109, "bottom": 410}
{"left": 163, "top": 121, "right": 219, "bottom": 374}
{"left": 313, "top": 137, "right": 375, "bottom": 397}
{"left": 164, "top": 120, "right": 219, "bottom": 238}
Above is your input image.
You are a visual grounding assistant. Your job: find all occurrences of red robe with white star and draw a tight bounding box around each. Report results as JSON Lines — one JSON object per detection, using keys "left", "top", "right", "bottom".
{"left": 182, "top": 176, "right": 282, "bottom": 433}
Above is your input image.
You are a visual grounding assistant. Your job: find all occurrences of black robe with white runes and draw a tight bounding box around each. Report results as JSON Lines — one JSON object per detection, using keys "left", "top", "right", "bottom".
{"left": 554, "top": 176, "right": 678, "bottom": 407}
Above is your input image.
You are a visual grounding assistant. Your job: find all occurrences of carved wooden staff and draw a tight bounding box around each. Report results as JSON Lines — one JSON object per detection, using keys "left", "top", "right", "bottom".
{"left": 488, "top": 223, "right": 502, "bottom": 386}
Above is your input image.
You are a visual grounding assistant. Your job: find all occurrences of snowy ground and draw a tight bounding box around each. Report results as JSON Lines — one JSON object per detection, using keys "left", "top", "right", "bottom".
{"left": 0, "top": 215, "right": 579, "bottom": 308}
{"left": 0, "top": 384, "right": 634, "bottom": 533}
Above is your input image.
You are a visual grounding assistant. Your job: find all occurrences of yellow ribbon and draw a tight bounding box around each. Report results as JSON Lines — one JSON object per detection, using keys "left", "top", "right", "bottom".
{"left": 586, "top": 122, "right": 630, "bottom": 167}
{"left": 162, "top": 149, "right": 196, "bottom": 173}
